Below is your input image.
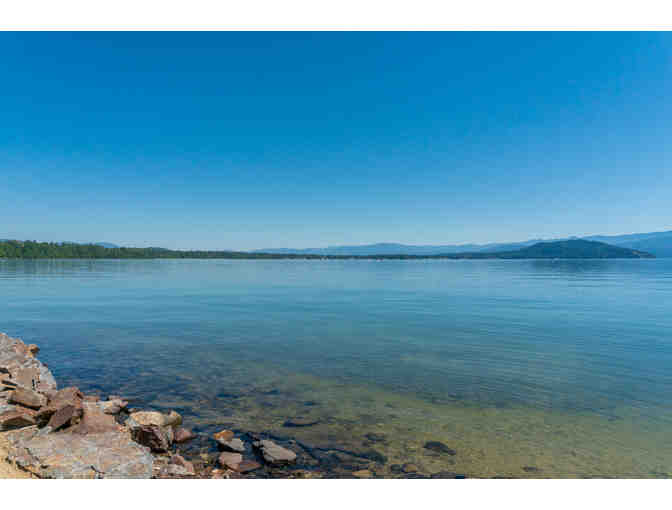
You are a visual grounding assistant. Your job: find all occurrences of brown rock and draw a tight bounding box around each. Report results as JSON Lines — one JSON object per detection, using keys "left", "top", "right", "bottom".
{"left": 174, "top": 427, "right": 196, "bottom": 443}
{"left": 100, "top": 399, "right": 127, "bottom": 415}
{"left": 10, "top": 367, "right": 40, "bottom": 390}
{"left": 125, "top": 411, "right": 175, "bottom": 450}
{"left": 129, "top": 424, "right": 171, "bottom": 452}
{"left": 37, "top": 386, "right": 84, "bottom": 428}
{"left": 35, "top": 406, "right": 57, "bottom": 426}
{"left": 170, "top": 454, "right": 195, "bottom": 475}
{"left": 83, "top": 395, "right": 100, "bottom": 402}
{"left": 164, "top": 410, "right": 182, "bottom": 427}
{"left": 8, "top": 387, "right": 47, "bottom": 409}
{"left": 49, "top": 387, "right": 84, "bottom": 407}
{"left": 27, "top": 344, "right": 40, "bottom": 356}
{"left": 128, "top": 411, "right": 168, "bottom": 427}
{"left": 72, "top": 402, "right": 122, "bottom": 435}
{"left": 353, "top": 469, "right": 373, "bottom": 478}
{"left": 213, "top": 429, "right": 234, "bottom": 442}
{"left": 236, "top": 460, "right": 262, "bottom": 473}
{"left": 0, "top": 409, "right": 37, "bottom": 430}
{"left": 47, "top": 404, "right": 83, "bottom": 431}
{"left": 218, "top": 452, "right": 243, "bottom": 470}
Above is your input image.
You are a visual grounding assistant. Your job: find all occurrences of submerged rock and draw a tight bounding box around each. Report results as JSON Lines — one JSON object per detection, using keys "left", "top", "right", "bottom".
{"left": 253, "top": 440, "right": 297, "bottom": 465}
{"left": 218, "top": 437, "right": 245, "bottom": 453}
{"left": 237, "top": 460, "right": 262, "bottom": 473}
{"left": 401, "top": 463, "right": 419, "bottom": 473}
{"left": 174, "top": 427, "right": 196, "bottom": 443}
{"left": 364, "top": 432, "right": 387, "bottom": 443}
{"left": 283, "top": 417, "right": 320, "bottom": 427}
{"left": 424, "top": 441, "right": 456, "bottom": 455}
{"left": 218, "top": 452, "right": 243, "bottom": 470}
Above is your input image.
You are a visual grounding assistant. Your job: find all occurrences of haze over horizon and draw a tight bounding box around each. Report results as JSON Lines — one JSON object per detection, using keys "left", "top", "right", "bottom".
{"left": 3, "top": 32, "right": 671, "bottom": 251}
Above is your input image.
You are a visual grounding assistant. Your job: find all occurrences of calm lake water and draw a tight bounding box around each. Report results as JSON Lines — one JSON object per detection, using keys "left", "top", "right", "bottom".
{"left": 2, "top": 258, "right": 671, "bottom": 477}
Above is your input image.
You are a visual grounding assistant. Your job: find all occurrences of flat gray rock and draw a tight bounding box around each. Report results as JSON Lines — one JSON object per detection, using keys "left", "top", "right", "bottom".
{"left": 5, "top": 427, "right": 154, "bottom": 478}
{"left": 217, "top": 437, "right": 245, "bottom": 453}
{"left": 253, "top": 439, "right": 297, "bottom": 465}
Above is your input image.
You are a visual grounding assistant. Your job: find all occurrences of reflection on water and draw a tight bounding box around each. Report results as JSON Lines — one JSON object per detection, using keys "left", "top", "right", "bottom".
{"left": 1, "top": 258, "right": 671, "bottom": 477}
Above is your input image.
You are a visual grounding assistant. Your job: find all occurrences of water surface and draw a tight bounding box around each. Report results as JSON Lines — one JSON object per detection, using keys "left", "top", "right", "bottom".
{"left": 1, "top": 258, "right": 671, "bottom": 477}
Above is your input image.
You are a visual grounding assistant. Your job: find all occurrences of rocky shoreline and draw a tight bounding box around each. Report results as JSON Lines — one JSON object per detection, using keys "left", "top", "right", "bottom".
{"left": 1, "top": 332, "right": 470, "bottom": 479}
{"left": 0, "top": 332, "right": 308, "bottom": 479}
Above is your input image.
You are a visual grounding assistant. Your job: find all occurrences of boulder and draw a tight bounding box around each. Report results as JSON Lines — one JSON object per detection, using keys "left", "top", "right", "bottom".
{"left": 129, "top": 424, "right": 171, "bottom": 453}
{"left": 8, "top": 387, "right": 47, "bottom": 409}
{"left": 49, "top": 387, "right": 84, "bottom": 408}
{"left": 36, "top": 387, "right": 84, "bottom": 428}
{"left": 164, "top": 410, "right": 182, "bottom": 427}
{"left": 9, "top": 367, "right": 40, "bottom": 390}
{"left": 253, "top": 440, "right": 297, "bottom": 465}
{"left": 47, "top": 404, "right": 83, "bottom": 431}
{"left": 127, "top": 411, "right": 168, "bottom": 427}
{"left": 213, "top": 429, "right": 234, "bottom": 442}
{"left": 217, "top": 437, "right": 245, "bottom": 453}
{"left": 72, "top": 402, "right": 122, "bottom": 435}
{"left": 27, "top": 344, "right": 40, "bottom": 356}
{"left": 0, "top": 409, "right": 37, "bottom": 430}
{"left": 218, "top": 452, "right": 243, "bottom": 470}
{"left": 100, "top": 398, "right": 127, "bottom": 415}
{"left": 353, "top": 469, "right": 373, "bottom": 478}
{"left": 174, "top": 427, "right": 196, "bottom": 443}
{"left": 126, "top": 411, "right": 177, "bottom": 452}
{"left": 4, "top": 427, "right": 154, "bottom": 478}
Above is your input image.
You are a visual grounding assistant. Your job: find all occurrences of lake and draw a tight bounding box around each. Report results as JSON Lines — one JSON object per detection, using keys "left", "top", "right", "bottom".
{"left": 1, "top": 258, "right": 671, "bottom": 477}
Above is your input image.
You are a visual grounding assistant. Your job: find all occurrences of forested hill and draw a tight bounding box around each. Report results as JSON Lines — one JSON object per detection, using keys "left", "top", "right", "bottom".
{"left": 484, "top": 239, "right": 654, "bottom": 259}
{"left": 0, "top": 239, "right": 654, "bottom": 259}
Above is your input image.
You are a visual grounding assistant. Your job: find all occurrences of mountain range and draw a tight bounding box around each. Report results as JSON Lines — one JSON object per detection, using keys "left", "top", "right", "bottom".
{"left": 253, "top": 229, "right": 672, "bottom": 257}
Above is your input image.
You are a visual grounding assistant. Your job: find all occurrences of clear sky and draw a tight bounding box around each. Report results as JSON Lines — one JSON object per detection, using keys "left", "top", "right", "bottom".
{"left": 2, "top": 32, "right": 671, "bottom": 250}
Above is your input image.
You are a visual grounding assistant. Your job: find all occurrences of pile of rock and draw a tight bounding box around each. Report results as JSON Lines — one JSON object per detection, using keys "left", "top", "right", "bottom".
{"left": 211, "top": 428, "right": 299, "bottom": 476}
{"left": 1, "top": 332, "right": 197, "bottom": 479}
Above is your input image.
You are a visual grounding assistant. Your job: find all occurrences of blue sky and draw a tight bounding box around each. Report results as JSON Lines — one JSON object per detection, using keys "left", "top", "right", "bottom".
{"left": 2, "top": 32, "right": 671, "bottom": 250}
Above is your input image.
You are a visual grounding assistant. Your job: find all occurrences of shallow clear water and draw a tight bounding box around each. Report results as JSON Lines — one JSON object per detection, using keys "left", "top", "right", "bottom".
{"left": 1, "top": 258, "right": 671, "bottom": 477}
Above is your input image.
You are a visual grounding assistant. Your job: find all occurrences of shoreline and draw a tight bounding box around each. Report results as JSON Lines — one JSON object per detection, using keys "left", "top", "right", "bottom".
{"left": 1, "top": 331, "right": 449, "bottom": 479}
{"left": 1, "top": 331, "right": 285, "bottom": 479}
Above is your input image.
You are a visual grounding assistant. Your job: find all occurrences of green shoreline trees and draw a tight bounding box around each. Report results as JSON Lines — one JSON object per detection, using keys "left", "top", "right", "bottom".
{"left": 0, "top": 239, "right": 654, "bottom": 259}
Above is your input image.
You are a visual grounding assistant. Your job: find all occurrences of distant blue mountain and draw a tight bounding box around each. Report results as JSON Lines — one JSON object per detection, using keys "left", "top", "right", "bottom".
{"left": 254, "top": 230, "right": 672, "bottom": 257}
